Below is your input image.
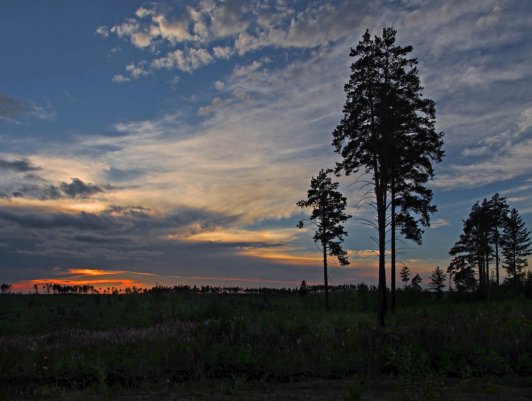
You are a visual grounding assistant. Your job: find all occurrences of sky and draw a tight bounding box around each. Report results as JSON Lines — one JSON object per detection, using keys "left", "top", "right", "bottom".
{"left": 0, "top": 0, "right": 531, "bottom": 291}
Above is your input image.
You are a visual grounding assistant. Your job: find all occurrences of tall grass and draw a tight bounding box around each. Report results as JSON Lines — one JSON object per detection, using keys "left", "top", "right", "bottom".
{"left": 0, "top": 290, "right": 530, "bottom": 395}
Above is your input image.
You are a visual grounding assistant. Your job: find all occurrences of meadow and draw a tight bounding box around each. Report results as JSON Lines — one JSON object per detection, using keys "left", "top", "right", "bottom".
{"left": 0, "top": 287, "right": 531, "bottom": 400}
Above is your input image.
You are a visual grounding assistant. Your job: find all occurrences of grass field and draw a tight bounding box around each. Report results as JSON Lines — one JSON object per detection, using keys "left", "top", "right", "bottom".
{"left": 1, "top": 288, "right": 531, "bottom": 400}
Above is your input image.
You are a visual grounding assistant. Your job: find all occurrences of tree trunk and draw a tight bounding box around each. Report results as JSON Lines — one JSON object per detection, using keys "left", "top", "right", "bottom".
{"left": 391, "top": 184, "right": 396, "bottom": 314}
{"left": 495, "top": 232, "right": 500, "bottom": 286}
{"left": 377, "top": 182, "right": 387, "bottom": 326}
{"left": 323, "top": 242, "right": 329, "bottom": 312}
{"left": 485, "top": 253, "right": 490, "bottom": 299}
{"left": 478, "top": 253, "right": 486, "bottom": 301}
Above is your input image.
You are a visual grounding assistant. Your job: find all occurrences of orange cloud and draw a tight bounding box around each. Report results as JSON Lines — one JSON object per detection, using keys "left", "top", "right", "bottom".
{"left": 0, "top": 197, "right": 108, "bottom": 214}
{"left": 170, "top": 227, "right": 302, "bottom": 244}
{"left": 9, "top": 267, "right": 162, "bottom": 293}
{"left": 348, "top": 249, "right": 393, "bottom": 258}
{"left": 11, "top": 278, "right": 146, "bottom": 292}
{"left": 67, "top": 268, "right": 126, "bottom": 276}
{"left": 239, "top": 247, "right": 322, "bottom": 266}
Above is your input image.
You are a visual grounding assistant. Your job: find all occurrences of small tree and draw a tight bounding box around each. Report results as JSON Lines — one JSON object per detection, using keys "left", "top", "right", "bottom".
{"left": 297, "top": 169, "right": 351, "bottom": 311}
{"left": 501, "top": 208, "right": 531, "bottom": 286}
{"left": 299, "top": 280, "right": 309, "bottom": 297}
{"left": 0, "top": 283, "right": 11, "bottom": 294}
{"left": 411, "top": 274, "right": 422, "bottom": 291}
{"left": 429, "top": 266, "right": 446, "bottom": 298}
{"left": 400, "top": 265, "right": 411, "bottom": 288}
{"left": 449, "top": 200, "right": 493, "bottom": 300}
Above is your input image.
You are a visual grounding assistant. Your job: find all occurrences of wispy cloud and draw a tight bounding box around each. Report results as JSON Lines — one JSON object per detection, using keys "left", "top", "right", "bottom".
{"left": 0, "top": 92, "right": 55, "bottom": 122}
{"left": 430, "top": 219, "right": 450, "bottom": 229}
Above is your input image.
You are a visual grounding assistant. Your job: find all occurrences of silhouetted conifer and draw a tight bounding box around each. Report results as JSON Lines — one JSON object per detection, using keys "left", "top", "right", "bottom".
{"left": 332, "top": 27, "right": 443, "bottom": 324}
{"left": 400, "top": 265, "right": 411, "bottom": 288}
{"left": 297, "top": 169, "right": 350, "bottom": 311}
{"left": 488, "top": 193, "right": 509, "bottom": 285}
{"left": 429, "top": 266, "right": 446, "bottom": 298}
{"left": 501, "top": 208, "right": 531, "bottom": 286}
{"left": 411, "top": 274, "right": 422, "bottom": 291}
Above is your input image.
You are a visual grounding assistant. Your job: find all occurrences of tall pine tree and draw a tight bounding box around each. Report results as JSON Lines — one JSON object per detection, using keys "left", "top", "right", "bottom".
{"left": 332, "top": 27, "right": 443, "bottom": 324}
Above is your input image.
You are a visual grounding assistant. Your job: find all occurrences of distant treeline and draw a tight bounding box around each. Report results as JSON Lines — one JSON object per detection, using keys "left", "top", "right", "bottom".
{"left": 3, "top": 280, "right": 530, "bottom": 299}
{"left": 0, "top": 282, "right": 373, "bottom": 296}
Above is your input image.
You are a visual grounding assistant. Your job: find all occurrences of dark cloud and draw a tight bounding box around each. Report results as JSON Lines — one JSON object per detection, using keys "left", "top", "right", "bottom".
{"left": 0, "top": 208, "right": 118, "bottom": 231}
{"left": 0, "top": 204, "right": 245, "bottom": 282}
{"left": 71, "top": 233, "right": 132, "bottom": 244}
{"left": 10, "top": 178, "right": 105, "bottom": 200}
{"left": 104, "top": 205, "right": 150, "bottom": 217}
{"left": 12, "top": 184, "right": 62, "bottom": 200}
{"left": 0, "top": 158, "right": 41, "bottom": 172}
{"left": 60, "top": 178, "right": 104, "bottom": 198}
{"left": 0, "top": 92, "right": 34, "bottom": 120}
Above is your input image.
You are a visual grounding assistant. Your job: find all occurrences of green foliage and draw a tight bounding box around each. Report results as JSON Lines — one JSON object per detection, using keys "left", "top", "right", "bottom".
{"left": 343, "top": 378, "right": 366, "bottom": 401}
{"left": 389, "top": 345, "right": 444, "bottom": 401}
{"left": 0, "top": 292, "right": 530, "bottom": 396}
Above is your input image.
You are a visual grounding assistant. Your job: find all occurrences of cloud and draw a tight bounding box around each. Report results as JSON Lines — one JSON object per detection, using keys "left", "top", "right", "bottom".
{"left": 60, "top": 178, "right": 105, "bottom": 198}
{"left": 9, "top": 178, "right": 105, "bottom": 200}
{"left": 435, "top": 105, "right": 532, "bottom": 190}
{"left": 197, "top": 96, "right": 232, "bottom": 115}
{"left": 109, "top": 18, "right": 154, "bottom": 48}
{"left": 212, "top": 46, "right": 233, "bottom": 59}
{"left": 125, "top": 62, "right": 150, "bottom": 78}
{"left": 152, "top": 13, "right": 193, "bottom": 43}
{"left": 430, "top": 219, "right": 450, "bottom": 229}
{"left": 112, "top": 62, "right": 151, "bottom": 83}
{"left": 67, "top": 268, "right": 127, "bottom": 276}
{"left": 0, "top": 201, "right": 250, "bottom": 284}
{"left": 209, "top": 0, "right": 249, "bottom": 37}
{"left": 0, "top": 92, "right": 34, "bottom": 120}
{"left": 77, "top": 41, "right": 355, "bottom": 224}
{"left": 112, "top": 74, "right": 130, "bottom": 83}
{"left": 152, "top": 48, "right": 214, "bottom": 72}
{"left": 175, "top": 227, "right": 302, "bottom": 244}
{"left": 0, "top": 158, "right": 41, "bottom": 172}
{"left": 238, "top": 246, "right": 322, "bottom": 267}
{"left": 100, "top": 1, "right": 369, "bottom": 79}
{"left": 0, "top": 92, "right": 55, "bottom": 122}
{"left": 434, "top": 139, "right": 532, "bottom": 190}
{"left": 95, "top": 25, "right": 109, "bottom": 38}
